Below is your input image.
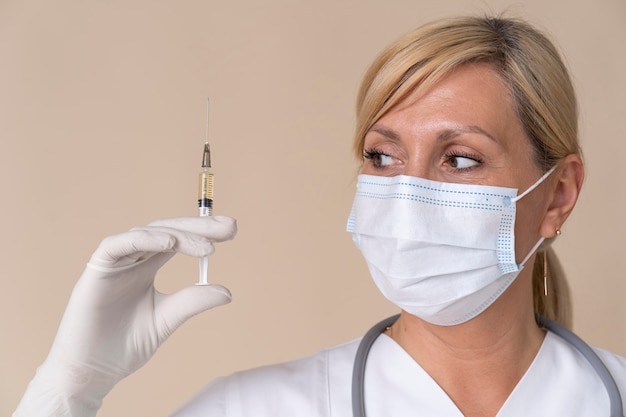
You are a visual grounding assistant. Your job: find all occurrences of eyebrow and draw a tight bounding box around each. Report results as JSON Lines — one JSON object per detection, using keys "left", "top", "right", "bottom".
{"left": 438, "top": 125, "right": 497, "bottom": 142}
{"left": 369, "top": 124, "right": 497, "bottom": 143}
{"left": 369, "top": 125, "right": 401, "bottom": 141}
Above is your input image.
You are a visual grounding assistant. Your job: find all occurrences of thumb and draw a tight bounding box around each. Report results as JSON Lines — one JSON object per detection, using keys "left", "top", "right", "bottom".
{"left": 154, "top": 284, "right": 232, "bottom": 341}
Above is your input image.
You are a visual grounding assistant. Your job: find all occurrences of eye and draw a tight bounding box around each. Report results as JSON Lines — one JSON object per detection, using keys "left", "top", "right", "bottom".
{"left": 443, "top": 151, "right": 482, "bottom": 170}
{"left": 363, "top": 148, "right": 397, "bottom": 169}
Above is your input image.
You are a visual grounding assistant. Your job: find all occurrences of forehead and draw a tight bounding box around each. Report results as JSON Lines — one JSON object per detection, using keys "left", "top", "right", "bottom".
{"left": 374, "top": 63, "right": 526, "bottom": 149}
{"left": 389, "top": 63, "right": 514, "bottom": 120}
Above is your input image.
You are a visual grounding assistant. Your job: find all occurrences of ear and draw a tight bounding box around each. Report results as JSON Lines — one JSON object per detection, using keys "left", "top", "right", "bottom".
{"left": 539, "top": 154, "right": 584, "bottom": 238}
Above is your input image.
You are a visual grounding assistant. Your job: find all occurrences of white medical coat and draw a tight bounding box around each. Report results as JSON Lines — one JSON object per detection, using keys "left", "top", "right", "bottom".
{"left": 171, "top": 331, "right": 626, "bottom": 416}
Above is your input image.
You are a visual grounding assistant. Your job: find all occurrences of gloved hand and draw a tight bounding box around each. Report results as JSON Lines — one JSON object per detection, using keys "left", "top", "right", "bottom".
{"left": 13, "top": 216, "right": 237, "bottom": 417}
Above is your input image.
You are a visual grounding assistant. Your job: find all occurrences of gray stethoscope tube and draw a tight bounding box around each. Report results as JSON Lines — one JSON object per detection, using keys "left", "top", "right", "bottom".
{"left": 351, "top": 314, "right": 624, "bottom": 417}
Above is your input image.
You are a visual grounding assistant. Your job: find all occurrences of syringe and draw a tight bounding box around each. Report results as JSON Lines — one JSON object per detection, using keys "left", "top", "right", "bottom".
{"left": 197, "top": 98, "right": 214, "bottom": 286}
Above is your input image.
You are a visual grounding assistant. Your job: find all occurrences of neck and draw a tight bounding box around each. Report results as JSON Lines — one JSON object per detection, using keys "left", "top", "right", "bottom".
{"left": 390, "top": 305, "right": 543, "bottom": 364}
{"left": 386, "top": 269, "right": 545, "bottom": 416}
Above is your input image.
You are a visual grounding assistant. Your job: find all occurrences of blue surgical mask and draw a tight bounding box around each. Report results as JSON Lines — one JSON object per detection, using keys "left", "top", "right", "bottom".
{"left": 347, "top": 167, "right": 555, "bottom": 326}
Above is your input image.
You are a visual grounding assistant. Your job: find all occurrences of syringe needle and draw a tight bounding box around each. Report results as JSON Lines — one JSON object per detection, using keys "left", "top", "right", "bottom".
{"left": 205, "top": 97, "right": 210, "bottom": 145}
{"left": 197, "top": 98, "right": 214, "bottom": 286}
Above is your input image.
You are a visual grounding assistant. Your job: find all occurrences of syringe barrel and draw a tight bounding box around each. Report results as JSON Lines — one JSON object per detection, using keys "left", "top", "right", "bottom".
{"left": 198, "top": 170, "right": 214, "bottom": 216}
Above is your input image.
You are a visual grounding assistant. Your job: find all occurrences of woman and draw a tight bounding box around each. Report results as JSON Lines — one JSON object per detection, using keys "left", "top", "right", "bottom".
{"left": 14, "top": 15, "right": 626, "bottom": 417}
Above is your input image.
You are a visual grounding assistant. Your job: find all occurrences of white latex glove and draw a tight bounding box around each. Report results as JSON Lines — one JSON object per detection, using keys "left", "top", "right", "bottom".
{"left": 13, "top": 216, "right": 237, "bottom": 417}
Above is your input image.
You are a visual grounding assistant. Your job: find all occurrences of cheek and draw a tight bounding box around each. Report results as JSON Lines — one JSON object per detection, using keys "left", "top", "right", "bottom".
{"left": 513, "top": 194, "right": 546, "bottom": 261}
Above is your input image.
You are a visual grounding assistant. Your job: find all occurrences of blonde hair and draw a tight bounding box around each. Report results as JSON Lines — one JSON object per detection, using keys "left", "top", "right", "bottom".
{"left": 354, "top": 16, "right": 581, "bottom": 328}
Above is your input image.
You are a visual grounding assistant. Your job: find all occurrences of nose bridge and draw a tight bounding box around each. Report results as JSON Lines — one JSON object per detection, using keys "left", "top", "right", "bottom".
{"left": 402, "top": 150, "right": 432, "bottom": 180}
{"left": 403, "top": 164, "right": 429, "bottom": 179}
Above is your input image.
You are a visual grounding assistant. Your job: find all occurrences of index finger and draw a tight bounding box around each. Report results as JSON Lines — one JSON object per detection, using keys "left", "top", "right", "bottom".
{"left": 146, "top": 216, "right": 237, "bottom": 242}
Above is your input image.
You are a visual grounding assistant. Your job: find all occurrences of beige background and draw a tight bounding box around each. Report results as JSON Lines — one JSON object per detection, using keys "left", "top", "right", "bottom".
{"left": 1, "top": 0, "right": 624, "bottom": 415}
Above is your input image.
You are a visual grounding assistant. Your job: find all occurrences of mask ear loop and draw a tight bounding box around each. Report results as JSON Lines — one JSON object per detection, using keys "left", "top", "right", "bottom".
{"left": 519, "top": 237, "right": 545, "bottom": 268}
{"left": 511, "top": 166, "right": 557, "bottom": 203}
{"left": 514, "top": 167, "right": 557, "bottom": 268}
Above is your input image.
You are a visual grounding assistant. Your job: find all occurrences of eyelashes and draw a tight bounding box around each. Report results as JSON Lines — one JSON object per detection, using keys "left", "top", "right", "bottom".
{"left": 442, "top": 150, "right": 483, "bottom": 170}
{"left": 363, "top": 148, "right": 395, "bottom": 168}
{"left": 363, "top": 147, "right": 483, "bottom": 171}
{"left": 363, "top": 147, "right": 388, "bottom": 160}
